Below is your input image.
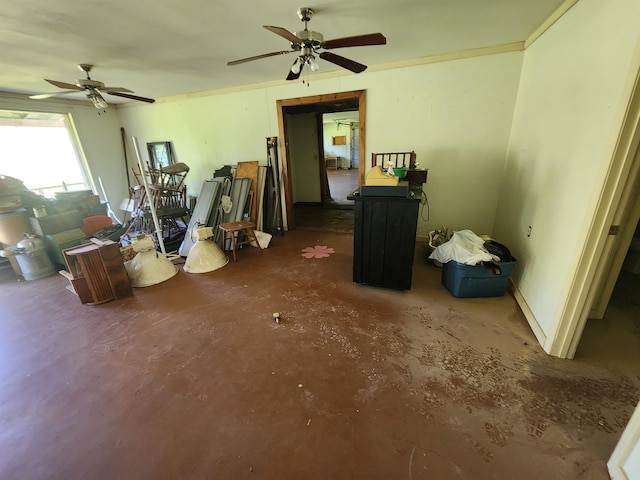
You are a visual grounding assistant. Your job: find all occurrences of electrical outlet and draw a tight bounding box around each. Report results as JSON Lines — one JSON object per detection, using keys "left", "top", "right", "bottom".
{"left": 527, "top": 226, "right": 532, "bottom": 237}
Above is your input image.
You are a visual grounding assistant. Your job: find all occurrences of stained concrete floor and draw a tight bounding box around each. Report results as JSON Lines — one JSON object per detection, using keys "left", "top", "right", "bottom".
{"left": 327, "top": 168, "right": 359, "bottom": 207}
{"left": 0, "top": 207, "right": 639, "bottom": 479}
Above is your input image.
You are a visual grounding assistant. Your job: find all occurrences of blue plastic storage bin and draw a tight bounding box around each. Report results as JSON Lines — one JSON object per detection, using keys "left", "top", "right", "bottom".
{"left": 442, "top": 259, "right": 517, "bottom": 298}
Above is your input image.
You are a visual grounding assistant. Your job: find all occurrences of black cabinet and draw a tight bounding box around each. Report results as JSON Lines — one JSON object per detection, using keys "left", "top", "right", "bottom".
{"left": 350, "top": 192, "right": 420, "bottom": 290}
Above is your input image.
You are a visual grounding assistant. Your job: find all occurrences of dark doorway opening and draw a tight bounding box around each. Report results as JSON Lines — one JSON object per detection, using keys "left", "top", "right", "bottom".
{"left": 276, "top": 90, "right": 366, "bottom": 230}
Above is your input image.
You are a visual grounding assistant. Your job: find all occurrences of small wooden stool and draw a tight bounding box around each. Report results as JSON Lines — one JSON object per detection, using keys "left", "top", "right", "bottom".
{"left": 219, "top": 221, "right": 263, "bottom": 262}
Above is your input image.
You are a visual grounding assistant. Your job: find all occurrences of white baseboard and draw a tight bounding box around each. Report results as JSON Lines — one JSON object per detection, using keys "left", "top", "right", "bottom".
{"left": 510, "top": 279, "right": 548, "bottom": 350}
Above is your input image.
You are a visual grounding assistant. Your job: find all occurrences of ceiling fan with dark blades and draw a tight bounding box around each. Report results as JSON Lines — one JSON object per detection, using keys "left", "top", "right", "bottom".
{"left": 29, "top": 64, "right": 155, "bottom": 108}
{"left": 227, "top": 7, "right": 386, "bottom": 80}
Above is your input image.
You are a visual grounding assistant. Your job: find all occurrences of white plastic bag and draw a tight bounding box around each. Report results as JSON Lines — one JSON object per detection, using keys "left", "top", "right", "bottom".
{"left": 428, "top": 229, "right": 499, "bottom": 266}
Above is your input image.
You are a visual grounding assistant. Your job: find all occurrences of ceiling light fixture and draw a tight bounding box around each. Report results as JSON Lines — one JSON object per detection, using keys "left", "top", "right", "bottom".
{"left": 291, "top": 54, "right": 320, "bottom": 75}
{"left": 308, "top": 56, "right": 319, "bottom": 72}
{"left": 87, "top": 91, "right": 108, "bottom": 109}
{"left": 291, "top": 57, "right": 302, "bottom": 75}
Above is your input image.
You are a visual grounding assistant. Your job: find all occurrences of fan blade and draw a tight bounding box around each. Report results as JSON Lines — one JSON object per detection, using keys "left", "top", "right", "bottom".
{"left": 323, "top": 33, "right": 387, "bottom": 49}
{"left": 263, "top": 25, "right": 301, "bottom": 44}
{"left": 227, "top": 50, "right": 293, "bottom": 66}
{"left": 103, "top": 91, "right": 155, "bottom": 103}
{"left": 319, "top": 52, "right": 367, "bottom": 73}
{"left": 29, "top": 90, "right": 80, "bottom": 100}
{"left": 44, "top": 79, "right": 83, "bottom": 90}
{"left": 101, "top": 86, "right": 134, "bottom": 93}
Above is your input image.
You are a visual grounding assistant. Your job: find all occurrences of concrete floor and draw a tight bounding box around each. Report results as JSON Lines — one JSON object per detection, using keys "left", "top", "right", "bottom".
{"left": 327, "top": 168, "right": 359, "bottom": 207}
{"left": 0, "top": 208, "right": 639, "bottom": 479}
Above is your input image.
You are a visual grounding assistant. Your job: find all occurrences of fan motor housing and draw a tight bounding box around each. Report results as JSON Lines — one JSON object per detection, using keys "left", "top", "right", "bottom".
{"left": 76, "top": 79, "right": 105, "bottom": 89}
{"left": 293, "top": 30, "right": 324, "bottom": 47}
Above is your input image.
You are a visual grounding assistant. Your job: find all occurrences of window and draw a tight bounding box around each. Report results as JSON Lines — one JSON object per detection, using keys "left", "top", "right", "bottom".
{"left": 147, "top": 141, "right": 174, "bottom": 170}
{"left": 0, "top": 110, "right": 90, "bottom": 198}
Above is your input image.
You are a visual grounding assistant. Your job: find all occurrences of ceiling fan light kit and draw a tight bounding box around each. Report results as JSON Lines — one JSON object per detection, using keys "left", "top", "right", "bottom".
{"left": 227, "top": 7, "right": 386, "bottom": 81}
{"left": 291, "top": 51, "right": 319, "bottom": 74}
{"left": 87, "top": 91, "right": 108, "bottom": 109}
{"left": 30, "top": 63, "right": 155, "bottom": 109}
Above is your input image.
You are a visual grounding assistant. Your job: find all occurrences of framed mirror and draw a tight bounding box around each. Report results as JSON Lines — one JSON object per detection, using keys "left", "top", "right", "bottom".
{"left": 147, "top": 141, "right": 174, "bottom": 169}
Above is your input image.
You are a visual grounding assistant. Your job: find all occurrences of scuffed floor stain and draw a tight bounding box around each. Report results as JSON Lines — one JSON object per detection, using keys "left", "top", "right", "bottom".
{"left": 526, "top": 419, "right": 548, "bottom": 438}
{"left": 0, "top": 222, "right": 638, "bottom": 480}
{"left": 484, "top": 421, "right": 514, "bottom": 447}
{"left": 518, "top": 375, "right": 639, "bottom": 435}
{"left": 416, "top": 340, "right": 516, "bottom": 411}
{"left": 399, "top": 303, "right": 640, "bottom": 464}
{"left": 276, "top": 280, "right": 640, "bottom": 471}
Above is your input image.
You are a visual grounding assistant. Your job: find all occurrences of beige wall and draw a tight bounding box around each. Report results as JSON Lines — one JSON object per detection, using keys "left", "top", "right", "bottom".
{"left": 116, "top": 51, "right": 523, "bottom": 238}
{"left": 116, "top": 88, "right": 273, "bottom": 192}
{"left": 323, "top": 121, "right": 351, "bottom": 166}
{"left": 493, "top": 0, "right": 640, "bottom": 346}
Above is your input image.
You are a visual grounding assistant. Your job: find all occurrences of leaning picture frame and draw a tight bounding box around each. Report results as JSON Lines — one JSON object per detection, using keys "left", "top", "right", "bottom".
{"left": 147, "top": 141, "right": 174, "bottom": 169}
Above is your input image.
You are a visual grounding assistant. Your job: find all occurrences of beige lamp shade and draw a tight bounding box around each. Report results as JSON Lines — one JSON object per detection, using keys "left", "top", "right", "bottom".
{"left": 125, "top": 235, "right": 178, "bottom": 287}
{"left": 183, "top": 226, "right": 228, "bottom": 273}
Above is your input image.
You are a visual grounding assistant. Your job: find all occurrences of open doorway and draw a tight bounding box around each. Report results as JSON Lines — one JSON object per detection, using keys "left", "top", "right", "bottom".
{"left": 276, "top": 90, "right": 366, "bottom": 230}
{"left": 575, "top": 166, "right": 640, "bottom": 360}
{"left": 322, "top": 111, "right": 359, "bottom": 208}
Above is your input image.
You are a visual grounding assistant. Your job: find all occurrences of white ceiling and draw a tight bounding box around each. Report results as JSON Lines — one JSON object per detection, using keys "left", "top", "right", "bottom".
{"left": 0, "top": 0, "right": 568, "bottom": 104}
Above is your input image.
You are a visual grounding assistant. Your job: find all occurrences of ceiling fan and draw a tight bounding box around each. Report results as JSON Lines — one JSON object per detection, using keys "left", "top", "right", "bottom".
{"left": 227, "top": 7, "right": 386, "bottom": 80}
{"left": 29, "top": 64, "right": 155, "bottom": 108}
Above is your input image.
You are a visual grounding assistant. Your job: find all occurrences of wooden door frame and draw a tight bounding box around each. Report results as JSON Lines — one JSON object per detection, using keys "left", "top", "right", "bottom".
{"left": 316, "top": 112, "right": 329, "bottom": 205}
{"left": 276, "top": 89, "right": 366, "bottom": 230}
